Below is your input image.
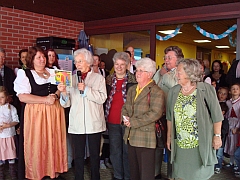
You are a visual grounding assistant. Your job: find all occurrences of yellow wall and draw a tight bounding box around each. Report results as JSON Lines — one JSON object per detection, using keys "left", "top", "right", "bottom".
{"left": 124, "top": 38, "right": 150, "bottom": 58}
{"left": 90, "top": 33, "right": 236, "bottom": 71}
{"left": 211, "top": 50, "right": 236, "bottom": 73}
{"left": 90, "top": 33, "right": 123, "bottom": 52}
{"left": 211, "top": 50, "right": 236, "bottom": 64}
{"left": 90, "top": 34, "right": 196, "bottom": 68}
{"left": 156, "top": 40, "right": 197, "bottom": 68}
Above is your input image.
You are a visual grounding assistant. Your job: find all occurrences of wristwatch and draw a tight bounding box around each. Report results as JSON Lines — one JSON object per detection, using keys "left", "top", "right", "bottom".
{"left": 55, "top": 94, "right": 59, "bottom": 99}
{"left": 214, "top": 134, "right": 221, "bottom": 137}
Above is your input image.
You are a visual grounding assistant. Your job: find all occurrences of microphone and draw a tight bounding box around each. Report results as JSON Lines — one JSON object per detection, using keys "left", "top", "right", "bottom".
{"left": 77, "top": 71, "right": 84, "bottom": 94}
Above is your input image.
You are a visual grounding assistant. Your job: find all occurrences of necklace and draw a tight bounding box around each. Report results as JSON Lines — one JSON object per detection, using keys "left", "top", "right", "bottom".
{"left": 181, "top": 85, "right": 195, "bottom": 94}
{"left": 35, "top": 70, "right": 48, "bottom": 79}
{"left": 212, "top": 73, "right": 221, "bottom": 80}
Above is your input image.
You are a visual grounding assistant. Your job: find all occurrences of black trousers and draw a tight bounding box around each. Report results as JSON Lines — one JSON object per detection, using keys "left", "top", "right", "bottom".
{"left": 128, "top": 144, "right": 155, "bottom": 180}
{"left": 71, "top": 132, "right": 102, "bottom": 180}
{"left": 18, "top": 105, "right": 26, "bottom": 180}
{"left": 167, "top": 148, "right": 173, "bottom": 179}
{"left": 155, "top": 148, "right": 164, "bottom": 176}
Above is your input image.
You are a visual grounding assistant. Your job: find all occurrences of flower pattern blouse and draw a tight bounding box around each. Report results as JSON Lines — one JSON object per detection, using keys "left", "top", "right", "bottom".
{"left": 174, "top": 90, "right": 199, "bottom": 149}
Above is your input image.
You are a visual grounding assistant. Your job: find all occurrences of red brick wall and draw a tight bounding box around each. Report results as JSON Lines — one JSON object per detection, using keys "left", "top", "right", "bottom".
{"left": 0, "top": 7, "right": 84, "bottom": 69}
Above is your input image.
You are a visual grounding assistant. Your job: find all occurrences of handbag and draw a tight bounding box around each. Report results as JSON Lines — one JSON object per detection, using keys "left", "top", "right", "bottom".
{"left": 147, "top": 92, "right": 167, "bottom": 149}
{"left": 155, "top": 115, "right": 167, "bottom": 149}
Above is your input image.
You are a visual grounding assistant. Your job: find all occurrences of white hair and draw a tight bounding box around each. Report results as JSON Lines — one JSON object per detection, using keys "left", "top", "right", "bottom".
{"left": 135, "top": 57, "right": 156, "bottom": 77}
{"left": 73, "top": 48, "right": 93, "bottom": 65}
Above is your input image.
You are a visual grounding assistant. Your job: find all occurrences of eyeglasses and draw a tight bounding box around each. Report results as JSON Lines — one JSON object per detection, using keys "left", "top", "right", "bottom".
{"left": 74, "top": 60, "right": 84, "bottom": 64}
{"left": 163, "top": 56, "right": 176, "bottom": 60}
{"left": 135, "top": 69, "right": 148, "bottom": 74}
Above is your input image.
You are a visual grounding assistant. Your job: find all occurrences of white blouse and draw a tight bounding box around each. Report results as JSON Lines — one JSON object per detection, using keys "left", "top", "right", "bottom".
{"left": 14, "top": 68, "right": 54, "bottom": 96}
{"left": 0, "top": 103, "right": 19, "bottom": 138}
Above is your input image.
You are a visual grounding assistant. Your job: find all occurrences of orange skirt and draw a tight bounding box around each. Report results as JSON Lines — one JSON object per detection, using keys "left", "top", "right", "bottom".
{"left": 24, "top": 101, "right": 67, "bottom": 179}
{"left": 0, "top": 137, "right": 16, "bottom": 161}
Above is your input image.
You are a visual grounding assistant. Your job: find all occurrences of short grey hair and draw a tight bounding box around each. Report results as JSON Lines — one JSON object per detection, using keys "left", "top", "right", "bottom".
{"left": 177, "top": 58, "right": 203, "bottom": 83}
{"left": 135, "top": 57, "right": 156, "bottom": 77}
{"left": 0, "top": 48, "right": 6, "bottom": 54}
{"left": 73, "top": 48, "right": 93, "bottom": 65}
{"left": 112, "top": 52, "right": 130, "bottom": 65}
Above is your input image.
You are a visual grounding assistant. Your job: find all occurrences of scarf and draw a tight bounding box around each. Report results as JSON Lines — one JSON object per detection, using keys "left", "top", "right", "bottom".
{"left": 81, "top": 69, "right": 91, "bottom": 81}
{"left": 105, "top": 72, "right": 128, "bottom": 120}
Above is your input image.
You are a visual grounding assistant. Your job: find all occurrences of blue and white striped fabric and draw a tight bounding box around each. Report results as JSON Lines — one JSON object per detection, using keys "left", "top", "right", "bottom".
{"left": 156, "top": 24, "right": 183, "bottom": 41}
{"left": 193, "top": 24, "right": 237, "bottom": 40}
{"left": 228, "top": 33, "right": 237, "bottom": 47}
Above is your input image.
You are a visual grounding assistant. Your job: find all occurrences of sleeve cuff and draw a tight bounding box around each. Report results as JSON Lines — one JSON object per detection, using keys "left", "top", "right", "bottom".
{"left": 60, "top": 93, "right": 69, "bottom": 105}
{"left": 81, "top": 86, "right": 88, "bottom": 97}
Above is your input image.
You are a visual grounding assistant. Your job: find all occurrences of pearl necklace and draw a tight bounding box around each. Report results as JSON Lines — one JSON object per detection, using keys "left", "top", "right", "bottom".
{"left": 181, "top": 85, "right": 195, "bottom": 94}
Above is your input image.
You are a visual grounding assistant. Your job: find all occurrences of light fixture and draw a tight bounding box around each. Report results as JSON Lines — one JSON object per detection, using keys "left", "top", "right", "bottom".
{"left": 158, "top": 30, "right": 182, "bottom": 35}
{"left": 234, "top": 51, "right": 236, "bottom": 53}
{"left": 215, "top": 46, "right": 230, "bottom": 48}
{"left": 193, "top": 40, "right": 211, "bottom": 43}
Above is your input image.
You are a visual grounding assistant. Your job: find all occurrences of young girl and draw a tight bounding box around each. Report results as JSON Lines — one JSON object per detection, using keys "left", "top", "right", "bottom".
{"left": 217, "top": 87, "right": 229, "bottom": 102}
{"left": 0, "top": 86, "right": 19, "bottom": 179}
{"left": 224, "top": 83, "right": 240, "bottom": 168}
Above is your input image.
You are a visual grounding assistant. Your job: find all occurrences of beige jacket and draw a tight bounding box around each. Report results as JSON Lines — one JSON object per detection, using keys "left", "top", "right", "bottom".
{"left": 60, "top": 70, "right": 107, "bottom": 134}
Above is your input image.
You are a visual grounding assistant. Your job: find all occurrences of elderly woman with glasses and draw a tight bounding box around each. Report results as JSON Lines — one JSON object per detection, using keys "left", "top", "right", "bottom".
{"left": 122, "top": 58, "right": 165, "bottom": 180}
{"left": 166, "top": 59, "right": 223, "bottom": 180}
{"left": 58, "top": 48, "right": 107, "bottom": 180}
{"left": 153, "top": 46, "right": 184, "bottom": 179}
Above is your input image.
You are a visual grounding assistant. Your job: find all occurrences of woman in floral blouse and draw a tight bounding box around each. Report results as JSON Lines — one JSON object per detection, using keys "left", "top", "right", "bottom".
{"left": 166, "top": 59, "right": 223, "bottom": 180}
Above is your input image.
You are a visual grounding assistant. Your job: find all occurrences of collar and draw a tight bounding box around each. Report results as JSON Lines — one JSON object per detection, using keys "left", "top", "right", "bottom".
{"left": 135, "top": 80, "right": 153, "bottom": 100}
{"left": 231, "top": 97, "right": 240, "bottom": 104}
{"left": 173, "top": 82, "right": 207, "bottom": 94}
{"left": 170, "top": 67, "right": 176, "bottom": 72}
{"left": 136, "top": 79, "right": 153, "bottom": 91}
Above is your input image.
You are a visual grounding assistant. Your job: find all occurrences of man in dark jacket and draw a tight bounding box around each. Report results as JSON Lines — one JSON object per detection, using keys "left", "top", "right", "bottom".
{"left": 0, "top": 47, "right": 21, "bottom": 115}
{"left": 226, "top": 59, "right": 240, "bottom": 86}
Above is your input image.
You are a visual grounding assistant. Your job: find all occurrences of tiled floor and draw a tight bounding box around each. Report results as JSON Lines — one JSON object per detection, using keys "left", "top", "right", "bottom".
{"left": 2, "top": 158, "right": 239, "bottom": 179}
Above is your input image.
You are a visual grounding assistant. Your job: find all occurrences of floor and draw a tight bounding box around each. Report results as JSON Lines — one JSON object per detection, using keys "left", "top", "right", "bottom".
{"left": 2, "top": 158, "right": 239, "bottom": 179}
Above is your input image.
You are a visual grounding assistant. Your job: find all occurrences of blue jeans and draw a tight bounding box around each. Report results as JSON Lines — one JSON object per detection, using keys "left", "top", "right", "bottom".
{"left": 234, "top": 146, "right": 240, "bottom": 169}
{"left": 108, "top": 123, "right": 130, "bottom": 180}
{"left": 215, "top": 147, "right": 224, "bottom": 169}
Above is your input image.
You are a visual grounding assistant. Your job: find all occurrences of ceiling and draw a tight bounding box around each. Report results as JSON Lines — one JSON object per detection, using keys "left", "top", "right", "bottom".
{"left": 158, "top": 19, "right": 237, "bottom": 53}
{"left": 1, "top": 0, "right": 239, "bottom": 22}
{"left": 1, "top": 0, "right": 239, "bottom": 54}
{"left": 123, "top": 19, "right": 237, "bottom": 53}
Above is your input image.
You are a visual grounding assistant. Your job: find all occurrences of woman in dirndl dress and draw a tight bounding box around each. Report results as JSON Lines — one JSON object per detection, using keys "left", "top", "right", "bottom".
{"left": 14, "top": 46, "right": 67, "bottom": 180}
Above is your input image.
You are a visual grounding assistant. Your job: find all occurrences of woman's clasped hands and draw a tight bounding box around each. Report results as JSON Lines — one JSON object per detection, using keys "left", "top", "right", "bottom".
{"left": 45, "top": 94, "right": 56, "bottom": 105}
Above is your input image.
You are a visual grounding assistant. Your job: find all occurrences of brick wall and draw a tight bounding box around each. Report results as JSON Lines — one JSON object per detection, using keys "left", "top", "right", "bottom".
{"left": 0, "top": 7, "right": 84, "bottom": 69}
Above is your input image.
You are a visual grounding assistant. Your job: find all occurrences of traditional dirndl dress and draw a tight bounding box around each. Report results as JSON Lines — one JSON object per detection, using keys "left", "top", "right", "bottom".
{"left": 15, "top": 69, "right": 67, "bottom": 179}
